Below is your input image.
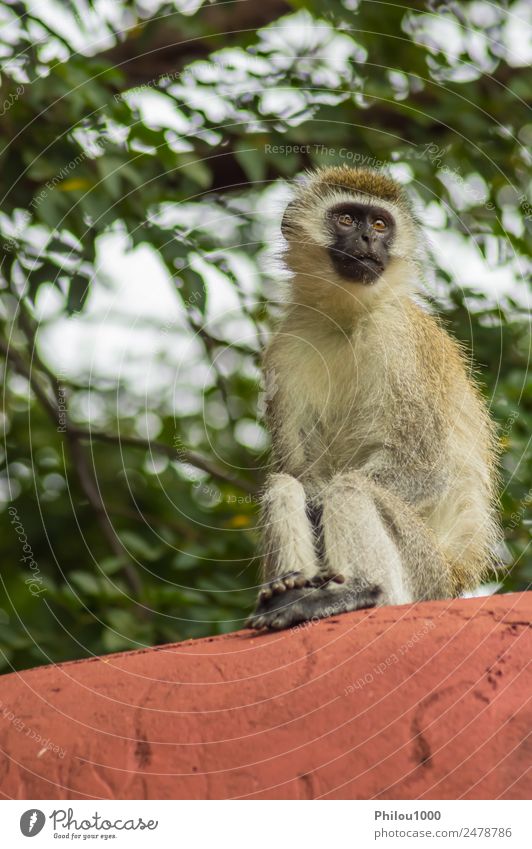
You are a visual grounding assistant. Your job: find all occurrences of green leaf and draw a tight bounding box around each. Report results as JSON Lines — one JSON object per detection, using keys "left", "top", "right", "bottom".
{"left": 119, "top": 531, "right": 162, "bottom": 561}
{"left": 69, "top": 571, "right": 101, "bottom": 595}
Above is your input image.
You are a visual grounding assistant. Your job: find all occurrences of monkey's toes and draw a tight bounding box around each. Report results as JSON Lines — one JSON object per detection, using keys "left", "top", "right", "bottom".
{"left": 247, "top": 613, "right": 267, "bottom": 630}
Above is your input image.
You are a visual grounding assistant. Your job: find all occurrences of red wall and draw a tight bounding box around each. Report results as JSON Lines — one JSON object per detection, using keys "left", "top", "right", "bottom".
{"left": 0, "top": 593, "right": 530, "bottom": 799}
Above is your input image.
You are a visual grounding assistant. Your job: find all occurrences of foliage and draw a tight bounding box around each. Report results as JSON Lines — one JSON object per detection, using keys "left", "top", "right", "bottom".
{"left": 0, "top": 0, "right": 530, "bottom": 671}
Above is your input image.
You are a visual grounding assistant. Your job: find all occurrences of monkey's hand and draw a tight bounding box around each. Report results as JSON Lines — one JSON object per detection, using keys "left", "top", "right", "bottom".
{"left": 247, "top": 579, "right": 381, "bottom": 631}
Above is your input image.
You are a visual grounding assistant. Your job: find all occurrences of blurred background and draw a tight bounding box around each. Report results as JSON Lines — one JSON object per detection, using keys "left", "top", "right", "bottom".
{"left": 0, "top": 0, "right": 530, "bottom": 672}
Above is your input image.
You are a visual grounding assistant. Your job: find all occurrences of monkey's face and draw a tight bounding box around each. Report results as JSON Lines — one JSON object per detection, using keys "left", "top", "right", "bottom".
{"left": 326, "top": 203, "right": 396, "bottom": 285}
{"left": 281, "top": 169, "right": 423, "bottom": 302}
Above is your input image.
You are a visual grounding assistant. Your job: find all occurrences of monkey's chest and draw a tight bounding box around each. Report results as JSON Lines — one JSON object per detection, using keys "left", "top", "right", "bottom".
{"left": 300, "top": 409, "right": 379, "bottom": 474}
{"left": 273, "top": 329, "right": 394, "bottom": 483}
{"left": 283, "top": 369, "right": 386, "bottom": 480}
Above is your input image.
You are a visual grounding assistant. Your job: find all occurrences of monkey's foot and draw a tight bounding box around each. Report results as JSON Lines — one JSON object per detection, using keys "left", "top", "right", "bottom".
{"left": 247, "top": 582, "right": 382, "bottom": 631}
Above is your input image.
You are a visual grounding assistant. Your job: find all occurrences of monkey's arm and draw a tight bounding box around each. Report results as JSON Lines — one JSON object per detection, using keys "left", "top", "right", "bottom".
{"left": 359, "top": 444, "right": 450, "bottom": 508}
{"left": 355, "top": 376, "right": 452, "bottom": 507}
{"left": 264, "top": 381, "right": 308, "bottom": 476}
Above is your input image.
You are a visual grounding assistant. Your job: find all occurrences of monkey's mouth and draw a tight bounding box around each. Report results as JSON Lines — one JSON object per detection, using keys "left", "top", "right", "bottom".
{"left": 330, "top": 250, "right": 384, "bottom": 284}
{"left": 352, "top": 254, "right": 383, "bottom": 271}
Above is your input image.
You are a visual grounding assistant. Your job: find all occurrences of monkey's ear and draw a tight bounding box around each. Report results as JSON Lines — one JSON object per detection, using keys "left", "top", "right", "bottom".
{"left": 281, "top": 200, "right": 298, "bottom": 238}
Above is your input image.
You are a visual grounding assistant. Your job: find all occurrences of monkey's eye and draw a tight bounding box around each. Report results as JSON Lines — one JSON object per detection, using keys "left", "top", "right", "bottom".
{"left": 372, "top": 218, "right": 387, "bottom": 232}
{"left": 336, "top": 213, "right": 354, "bottom": 227}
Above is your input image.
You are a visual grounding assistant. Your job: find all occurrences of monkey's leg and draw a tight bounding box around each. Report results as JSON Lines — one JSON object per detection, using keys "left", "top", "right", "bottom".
{"left": 319, "top": 470, "right": 412, "bottom": 605}
{"left": 319, "top": 470, "right": 452, "bottom": 604}
{"left": 248, "top": 473, "right": 320, "bottom": 628}
{"left": 249, "top": 471, "right": 450, "bottom": 631}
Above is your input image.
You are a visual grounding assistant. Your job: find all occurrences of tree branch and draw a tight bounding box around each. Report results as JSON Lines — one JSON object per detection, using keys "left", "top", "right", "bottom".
{"left": 0, "top": 336, "right": 58, "bottom": 420}
{"left": 0, "top": 330, "right": 145, "bottom": 600}
{"left": 71, "top": 427, "right": 259, "bottom": 495}
{"left": 65, "top": 432, "right": 144, "bottom": 599}
{"left": 0, "top": 333, "right": 259, "bottom": 496}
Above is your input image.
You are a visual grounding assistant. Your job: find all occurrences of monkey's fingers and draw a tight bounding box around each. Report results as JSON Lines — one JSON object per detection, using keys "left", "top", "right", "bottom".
{"left": 284, "top": 572, "right": 310, "bottom": 589}
{"left": 309, "top": 573, "right": 346, "bottom": 588}
{"left": 258, "top": 570, "right": 310, "bottom": 601}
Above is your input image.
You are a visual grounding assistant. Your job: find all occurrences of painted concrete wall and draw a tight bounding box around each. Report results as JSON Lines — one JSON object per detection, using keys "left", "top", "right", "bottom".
{"left": 0, "top": 593, "right": 530, "bottom": 799}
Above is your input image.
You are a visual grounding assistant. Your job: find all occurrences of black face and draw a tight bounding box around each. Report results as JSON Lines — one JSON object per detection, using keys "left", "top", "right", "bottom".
{"left": 326, "top": 202, "right": 396, "bottom": 284}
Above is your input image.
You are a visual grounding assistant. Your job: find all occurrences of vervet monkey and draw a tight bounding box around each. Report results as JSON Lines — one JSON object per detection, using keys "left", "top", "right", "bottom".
{"left": 248, "top": 165, "right": 500, "bottom": 630}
